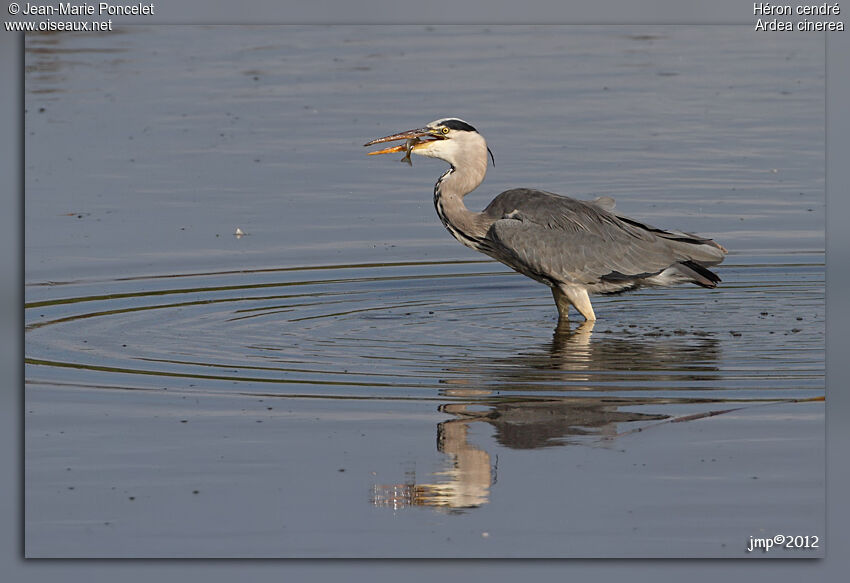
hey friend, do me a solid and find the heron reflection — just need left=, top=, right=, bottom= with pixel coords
left=372, top=323, right=723, bottom=510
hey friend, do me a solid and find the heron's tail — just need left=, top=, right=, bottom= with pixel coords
left=643, top=260, right=721, bottom=289
left=674, top=260, right=721, bottom=288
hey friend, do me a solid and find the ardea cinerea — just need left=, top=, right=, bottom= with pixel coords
left=364, top=118, right=727, bottom=322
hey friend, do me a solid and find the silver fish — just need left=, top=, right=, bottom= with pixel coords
left=400, top=137, right=422, bottom=166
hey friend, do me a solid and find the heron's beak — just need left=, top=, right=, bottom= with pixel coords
left=364, top=142, right=408, bottom=156
left=363, top=127, right=442, bottom=155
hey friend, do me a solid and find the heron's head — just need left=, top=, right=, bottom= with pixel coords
left=364, top=118, right=494, bottom=169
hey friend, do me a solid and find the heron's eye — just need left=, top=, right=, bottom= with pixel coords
left=441, top=127, right=450, bottom=135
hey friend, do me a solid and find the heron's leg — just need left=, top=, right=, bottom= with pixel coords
left=573, top=320, right=596, bottom=338
left=560, top=285, right=597, bottom=322
left=551, top=286, right=572, bottom=321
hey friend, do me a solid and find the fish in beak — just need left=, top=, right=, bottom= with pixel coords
left=363, top=127, right=444, bottom=165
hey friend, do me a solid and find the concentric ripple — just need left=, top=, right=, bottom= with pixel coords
left=25, top=256, right=824, bottom=402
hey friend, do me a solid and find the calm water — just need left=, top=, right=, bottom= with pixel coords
left=25, top=26, right=824, bottom=557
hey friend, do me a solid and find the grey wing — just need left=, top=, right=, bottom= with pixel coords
left=481, top=188, right=726, bottom=287
left=485, top=216, right=678, bottom=290
left=483, top=188, right=619, bottom=233
left=611, top=213, right=727, bottom=266
left=480, top=189, right=686, bottom=289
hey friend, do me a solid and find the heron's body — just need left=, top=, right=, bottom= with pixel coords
left=365, top=118, right=727, bottom=322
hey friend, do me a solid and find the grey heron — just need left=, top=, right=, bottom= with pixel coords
left=364, top=118, right=727, bottom=322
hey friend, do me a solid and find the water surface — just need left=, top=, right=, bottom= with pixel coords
left=25, top=25, right=824, bottom=557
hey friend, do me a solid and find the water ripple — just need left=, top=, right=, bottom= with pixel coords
left=26, top=257, right=824, bottom=403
